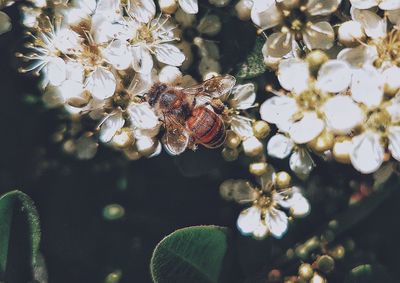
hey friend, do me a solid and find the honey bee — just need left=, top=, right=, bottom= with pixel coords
left=145, top=75, right=236, bottom=155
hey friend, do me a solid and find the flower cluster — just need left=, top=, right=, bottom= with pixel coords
left=19, top=0, right=197, bottom=159
left=220, top=166, right=310, bottom=239
left=245, top=0, right=400, bottom=176
left=236, top=0, right=342, bottom=68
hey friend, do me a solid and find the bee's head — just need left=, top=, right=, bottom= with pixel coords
left=146, top=83, right=168, bottom=106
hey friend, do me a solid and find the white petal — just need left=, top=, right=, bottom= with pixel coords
left=350, top=0, right=377, bottom=9
left=252, top=222, right=269, bottom=239
left=267, top=134, right=294, bottom=159
left=388, top=126, right=400, bottom=161
left=275, top=187, right=310, bottom=217
left=128, top=102, right=160, bottom=133
left=99, top=112, right=125, bottom=143
left=46, top=57, right=66, bottom=86
left=154, top=44, right=185, bottom=67
left=65, top=61, right=84, bottom=82
left=58, top=80, right=88, bottom=107
left=337, top=45, right=378, bottom=68
left=306, top=0, right=341, bottom=16
left=128, top=0, right=156, bottom=23
left=352, top=8, right=387, bottom=39
left=278, top=58, right=309, bottom=94
left=178, top=0, right=199, bottom=14
left=250, top=0, right=282, bottom=30
left=102, top=40, right=131, bottom=70
left=302, top=22, right=335, bottom=50
left=231, top=115, right=253, bottom=139
left=350, top=131, right=384, bottom=174
left=237, top=206, right=262, bottom=235
left=382, top=66, right=400, bottom=95
left=379, top=0, right=400, bottom=10
left=387, top=9, right=400, bottom=25
left=131, top=45, right=154, bottom=74
left=289, top=148, right=314, bottom=179
left=263, top=32, right=293, bottom=59
left=387, top=94, right=400, bottom=123
left=54, top=29, right=82, bottom=54
left=136, top=136, right=156, bottom=155
left=317, top=60, right=352, bottom=93
left=351, top=66, right=384, bottom=109
left=242, top=136, right=264, bottom=156
left=0, top=11, right=11, bottom=35
left=323, top=96, right=365, bottom=134
left=96, top=0, right=122, bottom=21
left=266, top=208, right=288, bottom=238
left=158, top=66, right=183, bottom=84
left=289, top=112, right=324, bottom=144
left=86, top=68, right=116, bottom=100
left=128, top=72, right=155, bottom=96
left=260, top=96, right=298, bottom=126
left=230, top=84, right=256, bottom=110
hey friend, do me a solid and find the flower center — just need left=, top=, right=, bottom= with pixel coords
left=295, top=87, right=326, bottom=111
left=365, top=109, right=392, bottom=134
left=373, top=28, right=400, bottom=67
left=137, top=25, right=154, bottom=44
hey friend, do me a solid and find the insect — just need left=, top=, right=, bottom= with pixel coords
left=145, top=75, right=236, bottom=155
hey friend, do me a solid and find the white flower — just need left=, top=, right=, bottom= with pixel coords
left=226, top=83, right=256, bottom=139
left=225, top=171, right=310, bottom=239
left=254, top=0, right=340, bottom=63
left=267, top=134, right=314, bottom=179
left=350, top=0, right=400, bottom=26
left=351, top=8, right=387, bottom=39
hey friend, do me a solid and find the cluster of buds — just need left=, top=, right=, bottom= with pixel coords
left=220, top=165, right=310, bottom=239
left=267, top=228, right=352, bottom=282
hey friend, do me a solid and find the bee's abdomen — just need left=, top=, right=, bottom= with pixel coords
left=187, top=107, right=225, bottom=148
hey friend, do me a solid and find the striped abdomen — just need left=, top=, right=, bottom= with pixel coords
left=186, top=107, right=226, bottom=148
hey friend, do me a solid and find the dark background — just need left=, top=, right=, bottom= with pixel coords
left=1, top=3, right=400, bottom=283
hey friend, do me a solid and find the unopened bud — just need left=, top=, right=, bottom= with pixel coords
left=317, top=255, right=335, bottom=274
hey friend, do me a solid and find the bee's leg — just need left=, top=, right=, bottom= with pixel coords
left=209, top=98, right=225, bottom=114
left=187, top=136, right=198, bottom=151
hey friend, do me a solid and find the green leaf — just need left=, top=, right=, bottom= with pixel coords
left=150, top=226, right=234, bottom=283
left=0, top=190, right=41, bottom=279
left=235, top=37, right=266, bottom=80
left=345, top=264, right=394, bottom=283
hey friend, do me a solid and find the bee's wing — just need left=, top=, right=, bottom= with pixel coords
left=183, top=75, right=236, bottom=99
left=163, top=113, right=190, bottom=155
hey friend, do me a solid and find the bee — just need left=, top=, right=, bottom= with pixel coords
left=145, top=75, right=236, bottom=155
